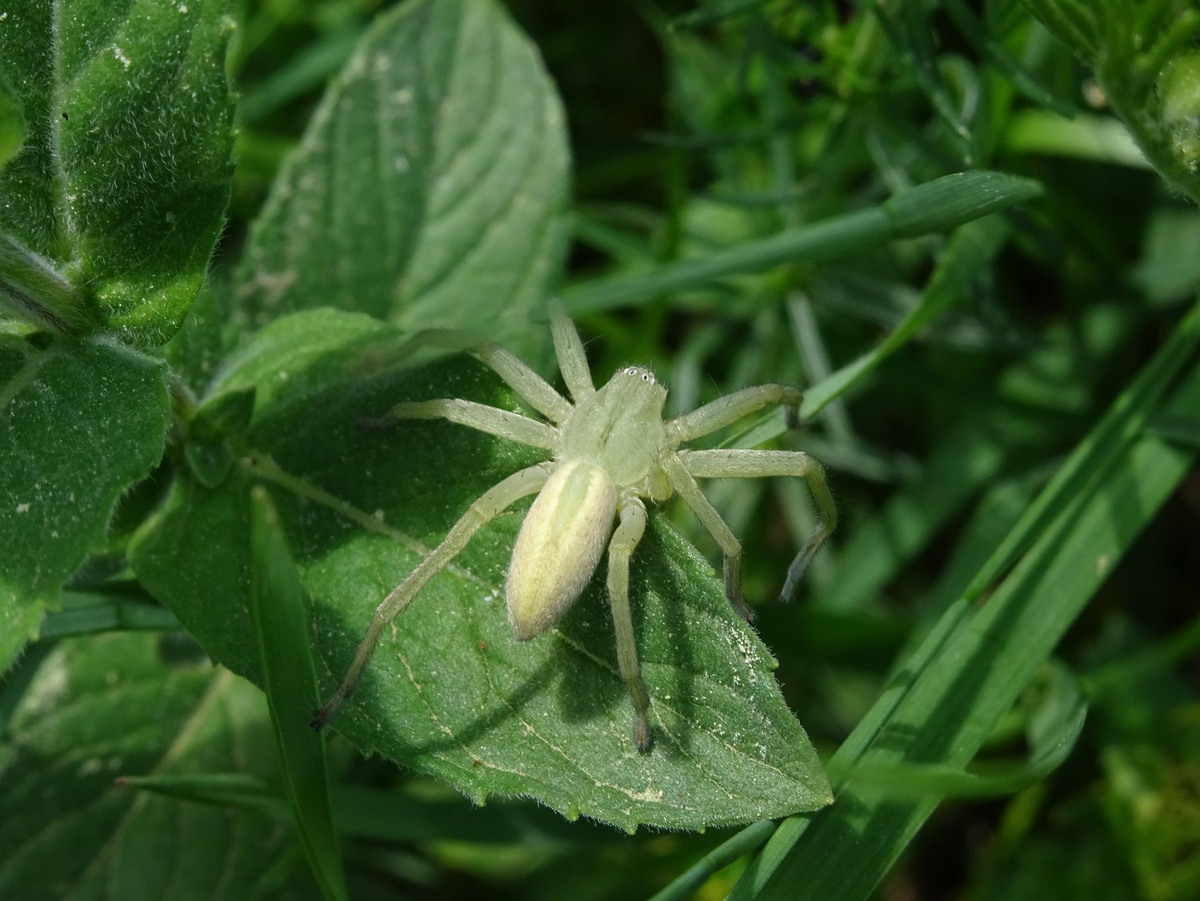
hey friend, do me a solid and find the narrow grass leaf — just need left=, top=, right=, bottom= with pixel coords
left=729, top=354, right=1200, bottom=901
left=942, top=0, right=1077, bottom=117
left=832, top=662, right=1087, bottom=799
left=563, top=172, right=1040, bottom=314
left=798, top=215, right=1009, bottom=420
left=249, top=487, right=348, bottom=901
left=37, top=591, right=181, bottom=639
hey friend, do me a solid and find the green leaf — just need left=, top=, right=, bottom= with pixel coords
left=249, top=487, right=348, bottom=901
left=0, top=74, right=24, bottom=170
left=235, top=0, right=570, bottom=341
left=0, top=334, right=170, bottom=672
left=0, top=633, right=309, bottom=900
left=562, top=171, right=1041, bottom=314
left=130, top=309, right=833, bottom=831
left=0, top=0, right=236, bottom=343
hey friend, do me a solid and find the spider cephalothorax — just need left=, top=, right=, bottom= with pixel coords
left=313, top=307, right=837, bottom=751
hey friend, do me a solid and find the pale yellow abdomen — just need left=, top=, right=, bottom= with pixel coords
left=506, top=460, right=617, bottom=640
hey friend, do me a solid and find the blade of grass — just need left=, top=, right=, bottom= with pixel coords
left=238, top=28, right=361, bottom=123
left=561, top=172, right=1041, bottom=314
left=249, top=487, right=348, bottom=901
left=37, top=591, right=181, bottom=638
left=798, top=214, right=1010, bottom=420
left=831, top=662, right=1087, bottom=799
left=942, top=0, right=1078, bottom=117
left=728, top=315, right=1200, bottom=901
left=121, top=773, right=603, bottom=847
left=873, top=0, right=973, bottom=154
left=960, top=299, right=1200, bottom=604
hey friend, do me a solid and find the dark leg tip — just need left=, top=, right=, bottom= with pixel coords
left=633, top=713, right=652, bottom=753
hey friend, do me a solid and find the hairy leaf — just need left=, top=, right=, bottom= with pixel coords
left=0, top=0, right=236, bottom=342
left=0, top=334, right=169, bottom=672
left=235, top=0, right=570, bottom=342
left=130, top=309, right=832, bottom=831
left=0, top=633, right=309, bottom=900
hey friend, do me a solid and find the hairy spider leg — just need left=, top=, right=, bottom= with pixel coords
left=679, top=449, right=837, bottom=600
left=666, top=383, right=804, bottom=445
left=359, top=398, right=559, bottom=451
left=396, top=328, right=572, bottom=422
left=606, top=496, right=651, bottom=750
left=311, top=463, right=553, bottom=731
left=659, top=453, right=754, bottom=622
left=550, top=302, right=595, bottom=401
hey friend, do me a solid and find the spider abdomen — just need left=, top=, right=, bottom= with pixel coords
left=506, top=459, right=617, bottom=640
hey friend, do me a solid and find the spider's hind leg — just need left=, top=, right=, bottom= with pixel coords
left=677, top=448, right=837, bottom=601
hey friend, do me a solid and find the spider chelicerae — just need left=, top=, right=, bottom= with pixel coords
left=313, top=307, right=836, bottom=751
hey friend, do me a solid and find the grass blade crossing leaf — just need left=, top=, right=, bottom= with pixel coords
left=249, top=487, right=348, bottom=901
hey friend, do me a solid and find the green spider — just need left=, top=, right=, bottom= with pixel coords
left=313, top=307, right=837, bottom=751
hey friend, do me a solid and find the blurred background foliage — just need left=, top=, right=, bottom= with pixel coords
left=10, top=0, right=1200, bottom=898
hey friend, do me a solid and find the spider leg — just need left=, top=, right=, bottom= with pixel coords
left=471, top=339, right=572, bottom=422
left=550, top=301, right=595, bottom=401
left=312, top=462, right=553, bottom=731
left=361, top=398, right=558, bottom=451
left=679, top=449, right=836, bottom=600
left=392, top=328, right=571, bottom=422
left=666, top=384, right=803, bottom=445
left=606, top=495, right=651, bottom=751
left=661, top=453, right=754, bottom=622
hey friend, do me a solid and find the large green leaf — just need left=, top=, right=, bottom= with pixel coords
left=235, top=0, right=570, bottom=341
left=0, top=633, right=310, bottom=900
left=0, top=0, right=236, bottom=342
left=130, top=309, right=832, bottom=831
left=0, top=333, right=170, bottom=672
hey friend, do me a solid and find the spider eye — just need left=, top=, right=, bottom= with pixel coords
left=641, top=373, right=650, bottom=381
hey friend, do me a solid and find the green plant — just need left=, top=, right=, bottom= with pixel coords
left=3, top=0, right=1198, bottom=899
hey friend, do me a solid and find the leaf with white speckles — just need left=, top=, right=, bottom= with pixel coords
left=0, top=0, right=236, bottom=343
left=129, top=309, right=832, bottom=831
left=0, top=332, right=169, bottom=672
left=234, top=0, right=570, bottom=344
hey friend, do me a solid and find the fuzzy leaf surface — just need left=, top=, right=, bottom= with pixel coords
left=0, top=0, right=236, bottom=343
left=130, top=309, right=832, bottom=831
left=234, top=0, right=570, bottom=343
